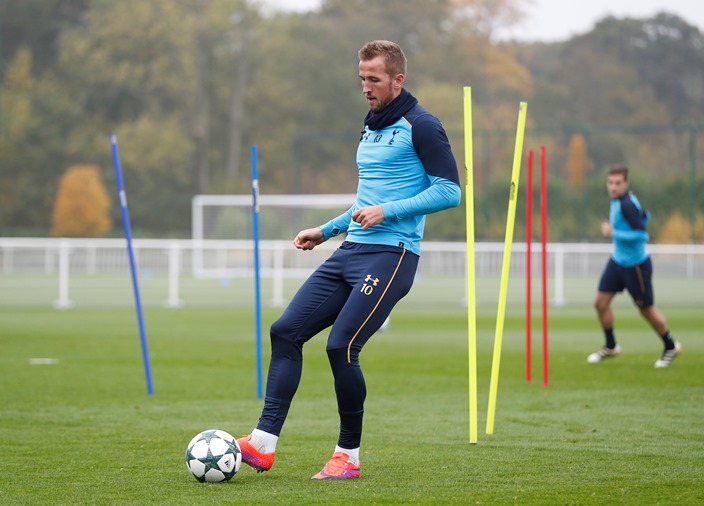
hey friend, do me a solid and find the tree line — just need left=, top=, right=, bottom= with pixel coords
left=0, top=0, right=702, bottom=241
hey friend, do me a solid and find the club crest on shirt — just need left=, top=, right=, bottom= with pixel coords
left=359, top=130, right=400, bottom=145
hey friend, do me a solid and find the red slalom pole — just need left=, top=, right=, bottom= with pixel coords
left=541, top=146, right=549, bottom=388
left=526, top=150, right=533, bottom=383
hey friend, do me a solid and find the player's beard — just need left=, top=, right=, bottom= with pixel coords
left=369, top=82, right=396, bottom=113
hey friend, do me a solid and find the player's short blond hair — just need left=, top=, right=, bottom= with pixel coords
left=358, top=40, right=407, bottom=78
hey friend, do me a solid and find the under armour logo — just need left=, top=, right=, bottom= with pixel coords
left=361, top=274, right=380, bottom=295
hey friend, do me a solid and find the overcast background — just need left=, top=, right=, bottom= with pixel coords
left=261, top=0, right=704, bottom=42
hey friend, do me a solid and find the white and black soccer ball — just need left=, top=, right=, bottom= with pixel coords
left=185, top=429, right=242, bottom=483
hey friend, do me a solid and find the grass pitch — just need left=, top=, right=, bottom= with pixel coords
left=0, top=302, right=702, bottom=505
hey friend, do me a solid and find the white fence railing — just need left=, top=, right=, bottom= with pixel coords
left=1, top=238, right=702, bottom=309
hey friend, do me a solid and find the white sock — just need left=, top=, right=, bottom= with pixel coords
left=250, top=428, right=278, bottom=453
left=335, top=445, right=360, bottom=465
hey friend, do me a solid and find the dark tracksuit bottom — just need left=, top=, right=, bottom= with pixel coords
left=256, top=241, right=419, bottom=449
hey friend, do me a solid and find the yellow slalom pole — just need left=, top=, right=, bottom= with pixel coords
left=486, top=101, right=528, bottom=435
left=464, top=87, right=477, bottom=445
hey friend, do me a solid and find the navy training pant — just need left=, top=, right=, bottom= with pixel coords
left=256, top=241, right=419, bottom=449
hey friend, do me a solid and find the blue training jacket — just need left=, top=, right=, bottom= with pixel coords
left=319, top=104, right=461, bottom=256
left=610, top=191, right=650, bottom=267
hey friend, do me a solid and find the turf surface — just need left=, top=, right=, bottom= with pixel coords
left=1, top=303, right=702, bottom=504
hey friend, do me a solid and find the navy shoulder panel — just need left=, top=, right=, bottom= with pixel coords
left=405, top=105, right=460, bottom=185
left=619, top=193, right=646, bottom=231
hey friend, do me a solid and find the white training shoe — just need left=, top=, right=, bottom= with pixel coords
left=587, top=345, right=622, bottom=364
left=654, top=341, right=682, bottom=368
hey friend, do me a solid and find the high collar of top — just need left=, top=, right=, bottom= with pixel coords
left=363, top=88, right=418, bottom=132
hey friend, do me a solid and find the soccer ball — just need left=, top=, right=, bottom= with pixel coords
left=185, top=429, right=242, bottom=483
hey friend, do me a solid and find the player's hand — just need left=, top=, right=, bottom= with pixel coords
left=600, top=221, right=613, bottom=237
left=352, top=205, right=385, bottom=230
left=293, top=227, right=325, bottom=250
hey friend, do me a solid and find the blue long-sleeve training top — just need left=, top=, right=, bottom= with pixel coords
left=610, top=191, right=650, bottom=267
left=319, top=104, right=461, bottom=256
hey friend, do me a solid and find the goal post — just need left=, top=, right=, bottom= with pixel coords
left=192, top=194, right=357, bottom=243
left=191, top=194, right=356, bottom=303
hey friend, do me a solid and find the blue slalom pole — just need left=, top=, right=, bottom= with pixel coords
left=110, top=134, right=155, bottom=396
left=251, top=144, right=264, bottom=400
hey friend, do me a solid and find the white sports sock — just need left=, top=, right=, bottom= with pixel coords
left=335, top=445, right=360, bottom=465
left=250, top=428, right=278, bottom=453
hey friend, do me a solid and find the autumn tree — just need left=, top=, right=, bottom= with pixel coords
left=567, top=133, right=588, bottom=189
left=51, top=165, right=112, bottom=237
left=2, top=0, right=699, bottom=240
left=658, top=211, right=704, bottom=243
left=56, top=1, right=207, bottom=229
left=1, top=46, right=81, bottom=232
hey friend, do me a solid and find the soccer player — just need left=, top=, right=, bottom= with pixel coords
left=588, top=164, right=681, bottom=368
left=237, top=40, right=461, bottom=480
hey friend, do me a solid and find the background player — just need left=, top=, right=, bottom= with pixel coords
left=588, top=164, right=681, bottom=368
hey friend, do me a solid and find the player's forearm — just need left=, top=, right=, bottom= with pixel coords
left=612, top=228, right=649, bottom=242
left=381, top=178, right=461, bottom=221
left=319, top=207, right=354, bottom=240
